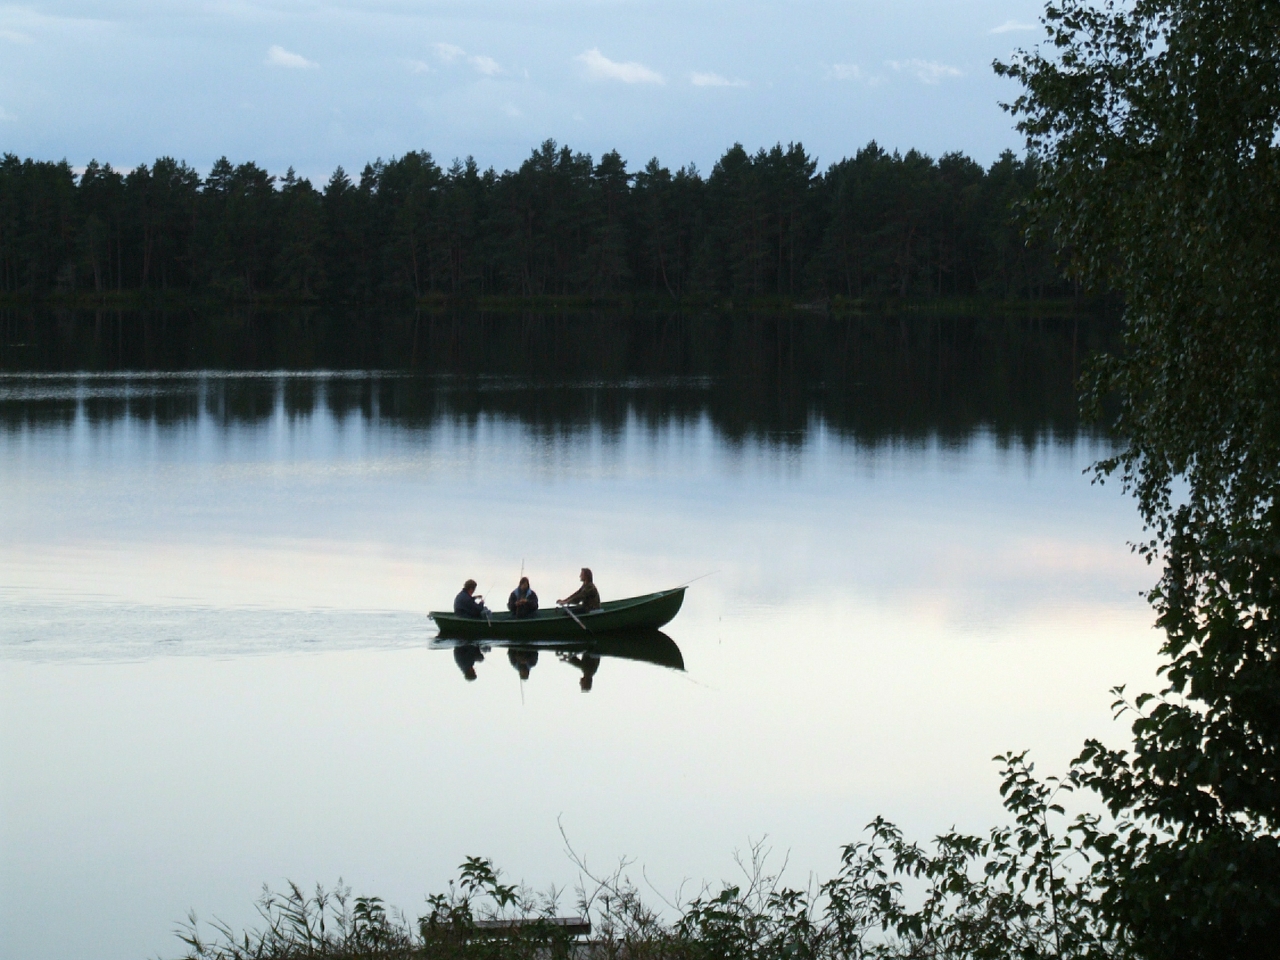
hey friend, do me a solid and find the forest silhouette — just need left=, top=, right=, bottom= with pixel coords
left=1, top=141, right=1071, bottom=304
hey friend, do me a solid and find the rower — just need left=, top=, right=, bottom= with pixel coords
left=558, top=567, right=601, bottom=613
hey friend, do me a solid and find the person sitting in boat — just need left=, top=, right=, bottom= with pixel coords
left=507, top=577, right=539, bottom=618
left=558, top=567, right=601, bottom=613
left=454, top=580, right=487, bottom=618
left=454, top=643, right=484, bottom=681
left=508, top=647, right=539, bottom=680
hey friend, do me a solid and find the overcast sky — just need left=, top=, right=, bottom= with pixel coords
left=1, top=1, right=1048, bottom=181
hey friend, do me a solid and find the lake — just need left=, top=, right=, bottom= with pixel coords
left=0, top=311, right=1158, bottom=960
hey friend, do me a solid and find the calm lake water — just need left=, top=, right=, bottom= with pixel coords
left=1, top=314, right=1159, bottom=960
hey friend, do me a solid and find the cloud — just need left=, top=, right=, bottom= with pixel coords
left=691, top=71, right=747, bottom=88
left=0, top=106, right=14, bottom=122
left=434, top=43, right=501, bottom=75
left=990, top=20, right=1035, bottom=33
left=0, top=28, right=34, bottom=44
left=888, top=58, right=962, bottom=84
left=503, top=103, right=521, bottom=118
left=434, top=42, right=465, bottom=63
left=576, top=48, right=664, bottom=84
left=407, top=59, right=432, bottom=74
left=265, top=45, right=316, bottom=69
left=829, top=63, right=886, bottom=86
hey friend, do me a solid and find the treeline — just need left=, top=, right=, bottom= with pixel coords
left=0, top=142, right=1070, bottom=303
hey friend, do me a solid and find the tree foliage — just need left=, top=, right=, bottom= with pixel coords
left=0, top=143, right=1066, bottom=303
left=999, top=2, right=1280, bottom=957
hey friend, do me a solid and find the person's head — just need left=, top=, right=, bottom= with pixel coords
left=580, top=567, right=593, bottom=584
left=580, top=675, right=593, bottom=692
left=463, top=666, right=477, bottom=682
left=463, top=579, right=477, bottom=594
left=517, top=663, right=531, bottom=681
left=519, top=576, right=530, bottom=589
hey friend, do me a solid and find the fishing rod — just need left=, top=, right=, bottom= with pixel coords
left=510, top=558, right=538, bottom=619
left=676, top=570, right=720, bottom=589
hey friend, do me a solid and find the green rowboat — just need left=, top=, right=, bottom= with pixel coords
left=430, top=587, right=685, bottom=640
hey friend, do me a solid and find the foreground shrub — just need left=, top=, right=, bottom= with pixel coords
left=178, top=755, right=1116, bottom=960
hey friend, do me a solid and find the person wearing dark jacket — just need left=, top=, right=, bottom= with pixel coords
left=507, top=577, right=539, bottom=618
left=454, top=579, right=487, bottom=618
left=558, top=567, right=602, bottom=612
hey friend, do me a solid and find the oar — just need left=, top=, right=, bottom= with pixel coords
left=558, top=602, right=590, bottom=632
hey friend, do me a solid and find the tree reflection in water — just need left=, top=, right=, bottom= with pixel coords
left=0, top=308, right=1116, bottom=449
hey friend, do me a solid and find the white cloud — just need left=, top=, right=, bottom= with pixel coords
left=434, top=42, right=465, bottom=63
left=829, top=63, right=885, bottom=86
left=0, top=28, right=34, bottom=44
left=265, top=45, right=316, bottom=69
left=990, top=20, right=1035, bottom=33
left=576, top=48, right=664, bottom=84
left=503, top=103, right=521, bottom=117
left=407, top=59, right=432, bottom=74
left=888, top=58, right=962, bottom=84
left=434, top=43, right=500, bottom=75
left=691, top=71, right=747, bottom=88
left=0, top=106, right=14, bottom=122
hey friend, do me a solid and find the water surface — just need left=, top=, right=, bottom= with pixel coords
left=0, top=322, right=1157, bottom=960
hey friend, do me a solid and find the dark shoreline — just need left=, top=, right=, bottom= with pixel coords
left=0, top=291, right=1112, bottom=314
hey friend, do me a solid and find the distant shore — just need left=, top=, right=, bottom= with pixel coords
left=0, top=290, right=1113, bottom=316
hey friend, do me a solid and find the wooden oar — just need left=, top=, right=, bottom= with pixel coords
left=558, top=602, right=589, bottom=632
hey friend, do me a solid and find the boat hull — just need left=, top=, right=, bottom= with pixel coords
left=430, top=587, right=685, bottom=640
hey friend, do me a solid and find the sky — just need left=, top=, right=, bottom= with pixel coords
left=1, top=0, right=1048, bottom=183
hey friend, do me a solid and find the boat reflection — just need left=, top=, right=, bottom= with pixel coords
left=508, top=647, right=539, bottom=680
left=453, top=644, right=485, bottom=681
left=432, top=629, right=684, bottom=691
left=561, top=651, right=601, bottom=691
